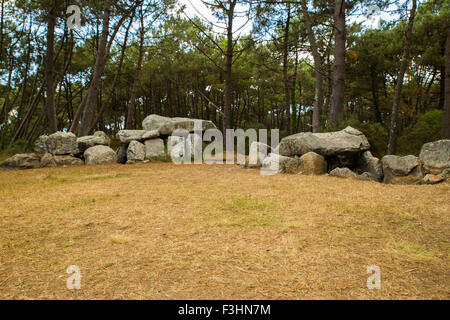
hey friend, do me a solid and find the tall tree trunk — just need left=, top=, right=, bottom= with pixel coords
left=442, top=27, right=450, bottom=139
left=301, top=0, right=323, bottom=133
left=291, top=48, right=298, bottom=132
left=370, top=66, right=382, bottom=123
left=73, top=0, right=111, bottom=136
left=90, top=14, right=134, bottom=132
left=0, top=0, right=4, bottom=61
left=387, top=0, right=417, bottom=155
left=330, top=0, right=346, bottom=126
left=45, top=0, right=57, bottom=133
left=223, top=0, right=236, bottom=132
left=126, top=8, right=145, bottom=129
left=283, top=2, right=291, bottom=135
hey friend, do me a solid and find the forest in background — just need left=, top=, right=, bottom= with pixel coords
left=0, top=0, right=449, bottom=159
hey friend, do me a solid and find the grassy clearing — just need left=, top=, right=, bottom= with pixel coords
left=0, top=162, right=448, bottom=299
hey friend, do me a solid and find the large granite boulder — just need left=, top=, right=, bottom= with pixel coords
left=84, top=145, right=118, bottom=165
left=356, top=151, right=383, bottom=182
left=167, top=136, right=185, bottom=161
left=142, top=114, right=216, bottom=135
left=329, top=167, right=359, bottom=179
left=34, top=135, right=49, bottom=154
left=0, top=153, right=41, bottom=170
left=419, top=140, right=450, bottom=177
left=278, top=126, right=370, bottom=158
left=127, top=140, right=145, bottom=162
left=77, top=131, right=110, bottom=153
left=116, top=130, right=159, bottom=144
left=40, top=154, right=84, bottom=168
left=247, top=142, right=270, bottom=168
left=381, top=155, right=423, bottom=185
left=34, top=132, right=79, bottom=155
left=298, top=152, right=327, bottom=175
left=262, top=153, right=302, bottom=174
left=144, top=138, right=166, bottom=159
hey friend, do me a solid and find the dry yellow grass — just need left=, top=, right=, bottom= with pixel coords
left=0, top=162, right=449, bottom=299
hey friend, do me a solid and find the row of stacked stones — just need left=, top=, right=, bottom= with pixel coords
left=247, top=126, right=450, bottom=185
left=0, top=131, right=116, bottom=170
left=116, top=114, right=216, bottom=164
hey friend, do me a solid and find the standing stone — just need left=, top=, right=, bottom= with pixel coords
left=329, top=167, right=359, bottom=179
left=127, top=140, right=145, bottom=162
left=381, top=155, right=423, bottom=185
left=298, top=152, right=327, bottom=175
left=357, top=151, right=383, bottom=182
left=144, top=138, right=165, bottom=159
left=84, top=145, right=118, bottom=165
left=247, top=142, right=270, bottom=168
left=188, top=133, right=203, bottom=159
left=419, top=140, right=450, bottom=177
left=167, top=136, right=185, bottom=161
left=0, top=154, right=41, bottom=170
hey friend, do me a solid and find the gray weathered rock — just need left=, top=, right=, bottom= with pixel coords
left=41, top=153, right=84, bottom=168
left=77, top=131, right=110, bottom=153
left=142, top=114, right=216, bottom=135
left=127, top=140, right=145, bottom=161
left=84, top=145, right=118, bottom=165
left=116, top=130, right=159, bottom=144
left=298, top=152, right=327, bottom=175
left=34, top=135, right=49, bottom=154
left=357, top=151, right=383, bottom=182
left=381, top=155, right=423, bottom=185
left=167, top=136, right=185, bottom=161
left=329, top=167, right=359, bottom=179
left=279, top=126, right=370, bottom=157
left=144, top=138, right=165, bottom=159
left=35, top=132, right=79, bottom=155
left=247, top=142, right=270, bottom=168
left=358, top=172, right=373, bottom=181
left=419, top=139, right=450, bottom=177
left=262, top=153, right=301, bottom=174
left=0, top=153, right=40, bottom=170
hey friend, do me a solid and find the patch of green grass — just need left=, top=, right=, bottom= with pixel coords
left=388, top=240, right=435, bottom=262
left=105, top=261, right=116, bottom=268
left=221, top=195, right=278, bottom=214
left=212, top=195, right=279, bottom=227
left=60, top=197, right=97, bottom=211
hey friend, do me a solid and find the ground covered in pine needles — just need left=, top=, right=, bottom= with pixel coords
left=0, top=162, right=448, bottom=299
